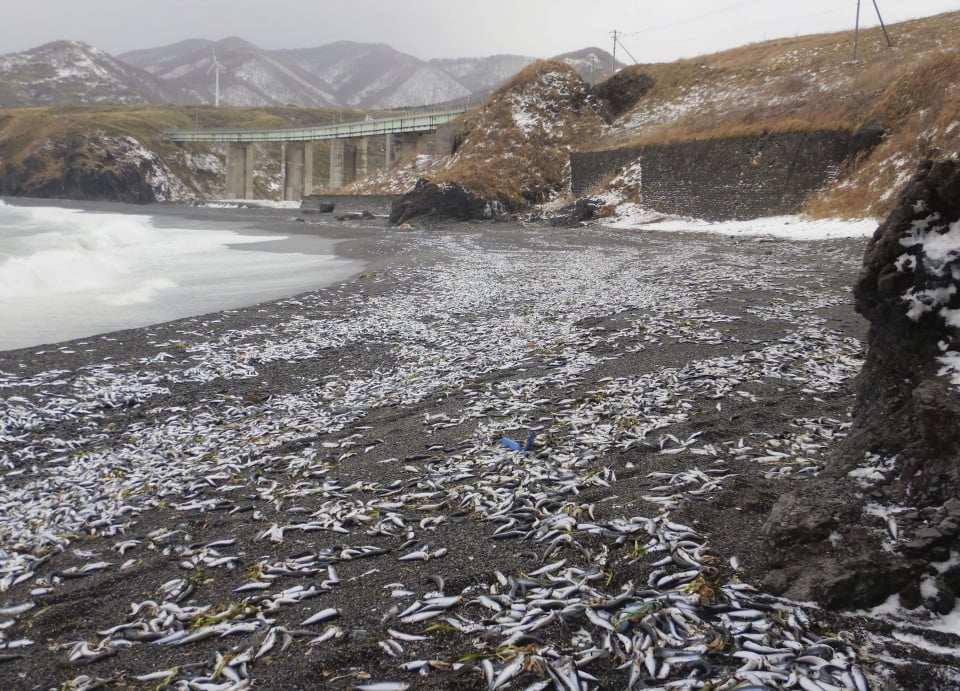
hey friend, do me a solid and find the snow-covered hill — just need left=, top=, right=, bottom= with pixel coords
left=0, top=37, right=621, bottom=110
left=121, top=38, right=533, bottom=109
left=0, top=41, right=188, bottom=107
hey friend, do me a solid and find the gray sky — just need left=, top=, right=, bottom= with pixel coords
left=2, top=0, right=957, bottom=62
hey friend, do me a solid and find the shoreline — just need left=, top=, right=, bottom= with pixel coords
left=0, top=199, right=383, bottom=352
left=0, top=218, right=952, bottom=689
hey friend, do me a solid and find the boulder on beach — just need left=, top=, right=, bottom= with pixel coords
left=388, top=179, right=506, bottom=225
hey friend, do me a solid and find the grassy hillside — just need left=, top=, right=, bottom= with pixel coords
left=594, top=11, right=960, bottom=218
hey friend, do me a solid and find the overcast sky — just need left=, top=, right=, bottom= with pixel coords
left=2, top=0, right=957, bottom=62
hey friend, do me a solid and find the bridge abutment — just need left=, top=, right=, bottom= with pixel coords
left=225, top=142, right=255, bottom=199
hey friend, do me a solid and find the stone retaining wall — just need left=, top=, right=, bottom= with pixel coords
left=571, top=130, right=862, bottom=221
left=301, top=194, right=399, bottom=214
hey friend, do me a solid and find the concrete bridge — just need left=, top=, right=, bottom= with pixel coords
left=165, top=110, right=465, bottom=200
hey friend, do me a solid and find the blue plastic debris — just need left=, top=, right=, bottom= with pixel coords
left=501, top=431, right=536, bottom=452
left=501, top=436, right=522, bottom=451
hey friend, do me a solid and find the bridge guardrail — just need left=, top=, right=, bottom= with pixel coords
left=165, top=108, right=468, bottom=143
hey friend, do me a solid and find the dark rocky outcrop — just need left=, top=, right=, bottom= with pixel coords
left=0, top=132, right=183, bottom=204
left=760, top=480, right=919, bottom=608
left=592, top=67, right=654, bottom=120
left=849, top=123, right=885, bottom=158
left=18, top=156, right=157, bottom=204
left=762, top=158, right=960, bottom=611
left=840, top=158, right=960, bottom=498
left=388, top=180, right=506, bottom=225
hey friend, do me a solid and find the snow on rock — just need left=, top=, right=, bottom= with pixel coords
left=345, top=154, right=447, bottom=195
left=886, top=191, right=960, bottom=389
left=182, top=152, right=224, bottom=176
left=110, top=135, right=192, bottom=203
left=843, top=158, right=960, bottom=504
left=897, top=205, right=960, bottom=323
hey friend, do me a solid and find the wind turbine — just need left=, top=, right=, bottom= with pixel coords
left=208, top=47, right=226, bottom=107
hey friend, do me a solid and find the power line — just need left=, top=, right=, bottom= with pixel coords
left=853, top=0, right=893, bottom=60
left=610, top=30, right=639, bottom=74
left=619, top=0, right=771, bottom=38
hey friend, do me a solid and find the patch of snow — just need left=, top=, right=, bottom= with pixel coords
left=159, top=59, right=206, bottom=80
left=847, top=453, right=898, bottom=487
left=859, top=593, right=960, bottom=638
left=605, top=211, right=878, bottom=240
left=512, top=105, right=538, bottom=135
left=900, top=214, right=960, bottom=259
left=183, top=152, right=223, bottom=176
left=848, top=467, right=887, bottom=485
left=893, top=630, right=960, bottom=656
left=938, top=349, right=960, bottom=387
left=216, top=199, right=300, bottom=209
left=919, top=576, right=939, bottom=599
left=894, top=215, right=960, bottom=390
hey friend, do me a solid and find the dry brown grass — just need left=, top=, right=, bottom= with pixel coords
left=590, top=11, right=960, bottom=218
left=430, top=61, right=604, bottom=208
left=809, top=51, right=960, bottom=219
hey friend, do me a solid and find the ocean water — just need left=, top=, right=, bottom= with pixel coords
left=0, top=201, right=361, bottom=351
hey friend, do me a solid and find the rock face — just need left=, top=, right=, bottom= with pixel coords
left=592, top=67, right=654, bottom=120
left=388, top=180, right=506, bottom=225
left=1, top=132, right=190, bottom=203
left=761, top=158, right=960, bottom=611
left=842, top=158, right=960, bottom=500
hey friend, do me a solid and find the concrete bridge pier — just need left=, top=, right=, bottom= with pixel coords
left=356, top=138, right=368, bottom=178
left=283, top=141, right=314, bottom=201
left=329, top=138, right=369, bottom=190
left=329, top=139, right=345, bottom=190
left=225, top=142, right=255, bottom=199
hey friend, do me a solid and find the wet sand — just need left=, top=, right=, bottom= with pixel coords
left=0, top=210, right=950, bottom=690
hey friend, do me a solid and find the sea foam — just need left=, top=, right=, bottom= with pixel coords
left=0, top=201, right=359, bottom=350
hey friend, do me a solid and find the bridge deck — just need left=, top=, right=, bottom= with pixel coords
left=165, top=109, right=466, bottom=143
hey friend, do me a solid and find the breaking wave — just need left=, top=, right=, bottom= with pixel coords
left=0, top=201, right=359, bottom=350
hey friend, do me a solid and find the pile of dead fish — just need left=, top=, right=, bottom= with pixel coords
left=0, top=230, right=889, bottom=689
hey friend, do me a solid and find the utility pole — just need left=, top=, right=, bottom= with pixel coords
left=609, top=30, right=638, bottom=73
left=610, top=30, right=618, bottom=75
left=853, top=0, right=893, bottom=60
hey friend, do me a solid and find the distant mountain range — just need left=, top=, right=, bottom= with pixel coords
left=0, top=37, right=621, bottom=110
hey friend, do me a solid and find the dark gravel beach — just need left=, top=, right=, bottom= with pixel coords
left=0, top=209, right=954, bottom=690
